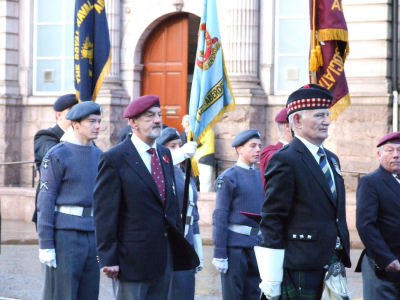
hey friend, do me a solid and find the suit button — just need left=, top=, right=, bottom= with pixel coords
left=336, top=218, right=339, bottom=223
left=164, top=232, right=168, bottom=237
left=164, top=214, right=167, bottom=218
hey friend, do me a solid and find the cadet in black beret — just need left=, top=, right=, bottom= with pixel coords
left=66, top=101, right=102, bottom=121
left=32, top=94, right=78, bottom=226
left=212, top=128, right=264, bottom=299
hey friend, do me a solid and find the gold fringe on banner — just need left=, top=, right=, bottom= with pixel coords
left=329, top=93, right=351, bottom=121
left=92, top=49, right=112, bottom=101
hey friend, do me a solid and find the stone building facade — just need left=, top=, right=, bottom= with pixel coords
left=0, top=0, right=398, bottom=193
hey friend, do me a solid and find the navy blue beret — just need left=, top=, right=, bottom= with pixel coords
left=53, top=94, right=78, bottom=112
left=286, top=84, right=333, bottom=116
left=232, top=129, right=261, bottom=147
left=66, top=101, right=102, bottom=121
left=157, top=127, right=180, bottom=145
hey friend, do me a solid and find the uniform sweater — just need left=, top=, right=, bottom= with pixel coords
left=212, top=165, right=264, bottom=258
left=37, top=142, right=102, bottom=249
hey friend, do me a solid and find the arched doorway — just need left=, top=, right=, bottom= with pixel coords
left=141, top=13, right=200, bottom=132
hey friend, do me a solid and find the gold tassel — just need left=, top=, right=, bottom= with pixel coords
left=316, top=44, right=323, bottom=67
left=309, top=48, right=318, bottom=72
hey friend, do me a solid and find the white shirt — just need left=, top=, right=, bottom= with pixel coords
left=236, top=160, right=255, bottom=170
left=392, top=173, right=400, bottom=184
left=130, top=133, right=158, bottom=174
left=296, top=135, right=336, bottom=191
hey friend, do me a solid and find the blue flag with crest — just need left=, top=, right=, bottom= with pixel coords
left=74, top=0, right=111, bottom=101
left=188, top=0, right=235, bottom=142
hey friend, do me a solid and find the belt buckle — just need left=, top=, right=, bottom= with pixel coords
left=82, top=207, right=93, bottom=217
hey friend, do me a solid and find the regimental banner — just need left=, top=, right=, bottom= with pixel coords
left=309, top=0, right=350, bottom=120
left=74, top=0, right=111, bottom=102
left=188, top=0, right=235, bottom=142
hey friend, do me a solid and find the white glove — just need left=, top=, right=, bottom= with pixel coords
left=181, top=142, right=197, bottom=159
left=259, top=282, right=281, bottom=300
left=212, top=257, right=228, bottom=274
left=193, top=234, right=204, bottom=272
left=39, top=248, right=57, bottom=268
left=171, top=142, right=198, bottom=165
left=254, top=246, right=285, bottom=299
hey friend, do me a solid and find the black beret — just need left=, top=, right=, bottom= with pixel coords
left=286, top=84, right=333, bottom=116
left=232, top=129, right=261, bottom=147
left=66, top=101, right=102, bottom=121
left=53, top=94, right=78, bottom=112
left=157, top=127, right=180, bottom=145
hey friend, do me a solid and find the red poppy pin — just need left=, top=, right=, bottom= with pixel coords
left=163, top=155, right=170, bottom=163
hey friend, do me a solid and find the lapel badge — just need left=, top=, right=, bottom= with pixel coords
left=163, top=155, right=170, bottom=164
left=330, top=157, right=342, bottom=176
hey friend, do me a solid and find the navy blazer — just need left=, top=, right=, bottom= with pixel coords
left=260, top=137, right=351, bottom=270
left=356, top=166, right=400, bottom=269
left=93, top=138, right=181, bottom=281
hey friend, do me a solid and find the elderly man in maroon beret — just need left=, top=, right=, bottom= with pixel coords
left=93, top=95, right=198, bottom=300
left=356, top=131, right=400, bottom=300
left=259, top=107, right=293, bottom=189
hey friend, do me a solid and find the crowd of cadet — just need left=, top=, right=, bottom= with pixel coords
left=33, top=84, right=400, bottom=300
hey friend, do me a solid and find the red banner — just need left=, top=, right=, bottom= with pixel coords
left=309, top=0, right=350, bottom=120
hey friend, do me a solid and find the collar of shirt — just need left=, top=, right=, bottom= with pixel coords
left=296, top=135, right=322, bottom=164
left=131, top=132, right=157, bottom=155
left=278, top=139, right=289, bottom=145
left=392, top=173, right=400, bottom=183
left=130, top=133, right=157, bottom=173
left=236, top=160, right=255, bottom=170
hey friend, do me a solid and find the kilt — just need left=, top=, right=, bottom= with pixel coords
left=280, top=251, right=341, bottom=300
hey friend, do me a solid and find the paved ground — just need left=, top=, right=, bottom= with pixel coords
left=0, top=220, right=363, bottom=299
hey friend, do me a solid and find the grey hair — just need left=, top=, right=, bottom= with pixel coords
left=288, top=110, right=306, bottom=132
left=277, top=123, right=284, bottom=135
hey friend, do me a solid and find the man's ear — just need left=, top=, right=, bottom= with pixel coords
left=293, top=113, right=302, bottom=129
left=128, top=118, right=137, bottom=130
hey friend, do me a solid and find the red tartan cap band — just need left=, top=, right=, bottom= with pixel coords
left=286, top=84, right=334, bottom=116
left=287, top=98, right=332, bottom=115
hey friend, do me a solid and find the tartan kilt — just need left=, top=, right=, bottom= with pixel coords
left=280, top=251, right=341, bottom=300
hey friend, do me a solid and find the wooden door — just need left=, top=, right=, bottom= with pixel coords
left=142, top=15, right=188, bottom=132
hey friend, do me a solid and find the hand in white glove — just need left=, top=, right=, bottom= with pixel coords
left=259, top=282, right=281, bottom=300
left=181, top=141, right=197, bottom=159
left=193, top=234, right=204, bottom=272
left=39, top=248, right=57, bottom=268
left=212, top=257, right=228, bottom=274
left=254, top=246, right=285, bottom=300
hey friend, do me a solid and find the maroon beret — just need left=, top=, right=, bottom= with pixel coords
left=377, top=132, right=400, bottom=147
left=275, top=108, right=288, bottom=123
left=123, top=95, right=160, bottom=118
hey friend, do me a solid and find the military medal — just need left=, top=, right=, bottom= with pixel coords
left=330, top=157, right=342, bottom=176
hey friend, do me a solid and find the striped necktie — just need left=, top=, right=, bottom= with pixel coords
left=317, top=147, right=337, bottom=199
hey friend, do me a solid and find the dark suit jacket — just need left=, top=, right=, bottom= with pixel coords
left=260, top=141, right=284, bottom=189
left=93, top=138, right=192, bottom=281
left=260, top=137, right=351, bottom=270
left=356, top=166, right=400, bottom=269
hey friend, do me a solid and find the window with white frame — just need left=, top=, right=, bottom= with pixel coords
left=33, top=0, right=74, bottom=94
left=275, top=0, right=310, bottom=93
